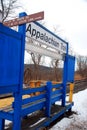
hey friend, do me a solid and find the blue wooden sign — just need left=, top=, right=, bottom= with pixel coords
left=0, top=23, right=24, bottom=94
left=67, top=55, right=75, bottom=82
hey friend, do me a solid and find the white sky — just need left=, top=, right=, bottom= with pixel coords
left=20, top=0, right=87, bottom=56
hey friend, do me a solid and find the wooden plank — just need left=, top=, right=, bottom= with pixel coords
left=3, top=11, right=44, bottom=27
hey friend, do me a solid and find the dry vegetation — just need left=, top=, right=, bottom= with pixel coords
left=77, top=55, right=87, bottom=78
left=24, top=64, right=62, bottom=84
left=0, top=95, right=30, bottom=109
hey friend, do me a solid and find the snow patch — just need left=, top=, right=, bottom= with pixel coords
left=50, top=89, right=87, bottom=130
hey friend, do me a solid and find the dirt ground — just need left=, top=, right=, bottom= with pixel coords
left=66, top=121, right=87, bottom=130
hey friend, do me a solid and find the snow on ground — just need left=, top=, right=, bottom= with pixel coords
left=50, top=89, right=87, bottom=130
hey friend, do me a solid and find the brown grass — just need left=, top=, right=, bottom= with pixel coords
left=0, top=95, right=30, bottom=109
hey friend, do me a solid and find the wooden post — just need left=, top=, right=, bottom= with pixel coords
left=46, top=81, right=52, bottom=117
left=62, top=42, right=69, bottom=107
left=13, top=12, right=26, bottom=130
left=36, top=81, right=41, bottom=95
left=0, top=118, right=5, bottom=130
left=30, top=80, right=36, bottom=96
left=69, top=83, right=74, bottom=102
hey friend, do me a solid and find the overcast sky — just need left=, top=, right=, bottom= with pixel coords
left=20, top=0, right=87, bottom=56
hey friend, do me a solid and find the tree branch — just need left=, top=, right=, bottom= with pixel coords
left=0, top=0, right=4, bottom=18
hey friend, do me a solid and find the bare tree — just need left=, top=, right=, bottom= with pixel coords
left=77, top=55, right=87, bottom=77
left=0, top=0, right=20, bottom=21
left=51, top=59, right=62, bottom=81
left=53, top=24, right=63, bottom=36
left=30, top=52, right=42, bottom=80
left=26, top=21, right=46, bottom=80
left=24, top=68, right=32, bottom=84
left=50, top=25, right=63, bottom=81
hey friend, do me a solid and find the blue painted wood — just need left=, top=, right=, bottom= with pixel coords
left=0, top=23, right=21, bottom=39
left=21, top=102, right=46, bottom=117
left=0, top=24, right=22, bottom=87
left=62, top=55, right=68, bottom=106
left=0, top=118, right=4, bottom=130
left=22, top=93, right=46, bottom=105
left=0, top=85, right=18, bottom=94
left=67, top=55, right=75, bottom=82
left=52, top=83, right=63, bottom=89
left=13, top=12, right=26, bottom=130
left=46, top=81, right=52, bottom=117
left=0, top=111, right=13, bottom=121
left=51, top=95, right=63, bottom=104
left=22, top=86, right=46, bottom=95
left=62, top=43, right=69, bottom=107
left=52, top=88, right=63, bottom=96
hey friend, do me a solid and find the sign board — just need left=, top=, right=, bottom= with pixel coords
left=3, top=11, right=44, bottom=27
left=25, top=43, right=63, bottom=60
left=26, top=22, right=67, bottom=54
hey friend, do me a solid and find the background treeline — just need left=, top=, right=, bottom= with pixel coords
left=24, top=64, right=62, bottom=84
